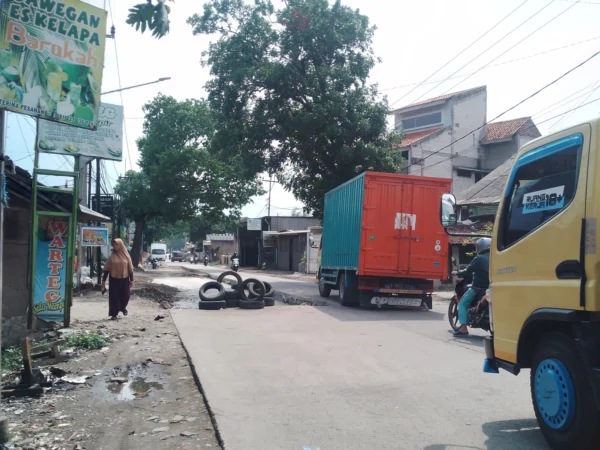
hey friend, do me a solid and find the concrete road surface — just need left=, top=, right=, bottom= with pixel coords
left=170, top=266, right=549, bottom=450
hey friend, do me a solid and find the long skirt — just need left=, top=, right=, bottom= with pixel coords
left=108, top=276, right=130, bottom=317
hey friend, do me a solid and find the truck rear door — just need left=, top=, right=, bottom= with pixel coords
left=361, top=177, right=447, bottom=278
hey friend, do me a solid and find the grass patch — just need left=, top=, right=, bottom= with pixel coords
left=2, top=346, right=23, bottom=374
left=65, top=333, right=110, bottom=350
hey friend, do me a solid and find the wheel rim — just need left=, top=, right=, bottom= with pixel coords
left=535, top=358, right=575, bottom=430
left=449, top=300, right=459, bottom=330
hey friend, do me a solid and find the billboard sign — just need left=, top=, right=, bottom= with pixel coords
left=0, top=0, right=107, bottom=129
left=37, top=103, right=123, bottom=159
left=91, top=194, right=114, bottom=219
left=33, top=217, right=69, bottom=321
left=81, top=226, right=108, bottom=247
left=247, top=218, right=261, bottom=231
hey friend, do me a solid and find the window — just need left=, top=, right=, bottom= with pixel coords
left=456, top=169, right=472, bottom=178
left=152, top=249, right=166, bottom=255
left=474, top=171, right=489, bottom=182
left=499, top=135, right=582, bottom=249
left=402, top=112, right=442, bottom=131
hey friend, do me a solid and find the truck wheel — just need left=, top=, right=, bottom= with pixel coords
left=318, top=278, right=332, bottom=298
left=339, top=275, right=359, bottom=307
left=530, top=333, right=600, bottom=450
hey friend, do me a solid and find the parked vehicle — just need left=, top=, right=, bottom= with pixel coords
left=441, top=120, right=600, bottom=450
left=171, top=251, right=184, bottom=262
left=150, top=243, right=167, bottom=262
left=447, top=258, right=490, bottom=333
left=317, top=171, right=452, bottom=308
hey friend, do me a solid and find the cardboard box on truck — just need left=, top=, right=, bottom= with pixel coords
left=319, top=171, right=452, bottom=308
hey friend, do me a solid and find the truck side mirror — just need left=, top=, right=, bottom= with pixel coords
left=440, top=193, right=458, bottom=228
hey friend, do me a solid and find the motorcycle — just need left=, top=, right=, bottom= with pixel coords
left=231, top=257, right=240, bottom=272
left=448, top=257, right=490, bottom=333
left=151, top=258, right=159, bottom=270
left=203, top=255, right=208, bottom=267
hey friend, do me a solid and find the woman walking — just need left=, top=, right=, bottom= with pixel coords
left=101, top=238, right=134, bottom=320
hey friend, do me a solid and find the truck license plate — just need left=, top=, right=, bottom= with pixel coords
left=371, top=297, right=423, bottom=307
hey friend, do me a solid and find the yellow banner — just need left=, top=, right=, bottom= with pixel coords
left=0, top=0, right=107, bottom=130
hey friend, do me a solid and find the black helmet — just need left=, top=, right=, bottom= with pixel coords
left=476, top=238, right=491, bottom=254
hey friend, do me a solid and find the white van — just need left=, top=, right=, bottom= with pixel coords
left=150, top=243, right=168, bottom=262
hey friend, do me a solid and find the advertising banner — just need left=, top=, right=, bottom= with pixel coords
left=81, top=226, right=108, bottom=247
left=0, top=0, right=107, bottom=129
left=37, top=103, right=123, bottom=159
left=33, top=216, right=69, bottom=321
left=91, top=194, right=114, bottom=218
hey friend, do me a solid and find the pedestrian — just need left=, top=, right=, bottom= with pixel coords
left=101, top=238, right=134, bottom=320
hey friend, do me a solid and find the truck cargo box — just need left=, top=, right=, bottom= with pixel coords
left=321, top=172, right=452, bottom=280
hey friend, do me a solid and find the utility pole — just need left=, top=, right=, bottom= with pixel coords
left=0, top=110, right=6, bottom=375
left=263, top=176, right=277, bottom=217
left=95, top=158, right=101, bottom=286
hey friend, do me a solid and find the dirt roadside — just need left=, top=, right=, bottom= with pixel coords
left=1, top=271, right=220, bottom=450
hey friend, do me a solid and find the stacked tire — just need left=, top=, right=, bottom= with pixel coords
left=198, top=271, right=276, bottom=310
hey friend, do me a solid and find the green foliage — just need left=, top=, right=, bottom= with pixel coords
left=189, top=214, right=236, bottom=243
left=116, top=94, right=263, bottom=265
left=127, top=0, right=174, bottom=38
left=65, top=333, right=110, bottom=350
left=189, top=0, right=402, bottom=218
left=464, top=222, right=495, bottom=257
left=1, top=346, right=22, bottom=374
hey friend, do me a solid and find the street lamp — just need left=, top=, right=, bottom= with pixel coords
left=101, top=77, right=171, bottom=95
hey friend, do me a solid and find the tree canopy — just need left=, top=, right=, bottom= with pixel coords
left=115, top=94, right=263, bottom=265
left=188, top=0, right=401, bottom=218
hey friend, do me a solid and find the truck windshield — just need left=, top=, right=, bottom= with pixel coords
left=152, top=249, right=165, bottom=255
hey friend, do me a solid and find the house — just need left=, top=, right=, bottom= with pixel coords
left=392, top=86, right=541, bottom=195
left=237, top=216, right=321, bottom=269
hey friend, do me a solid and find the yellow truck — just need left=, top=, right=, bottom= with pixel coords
left=441, top=119, right=600, bottom=450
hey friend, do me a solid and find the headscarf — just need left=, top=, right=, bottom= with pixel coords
left=103, top=238, right=134, bottom=279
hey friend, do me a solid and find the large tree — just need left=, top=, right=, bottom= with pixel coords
left=115, top=94, right=262, bottom=266
left=188, top=0, right=401, bottom=218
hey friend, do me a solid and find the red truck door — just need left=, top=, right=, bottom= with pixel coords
left=361, top=175, right=448, bottom=279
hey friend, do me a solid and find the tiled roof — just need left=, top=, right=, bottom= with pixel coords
left=397, top=127, right=443, bottom=148
left=483, top=117, right=531, bottom=142
left=447, top=221, right=494, bottom=245
left=457, top=155, right=516, bottom=206
left=393, top=86, right=486, bottom=113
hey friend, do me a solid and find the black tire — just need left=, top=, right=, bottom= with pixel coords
left=199, top=281, right=226, bottom=301
left=198, top=300, right=226, bottom=310
left=241, top=278, right=265, bottom=301
left=224, top=289, right=240, bottom=300
left=263, top=297, right=275, bottom=307
left=318, top=278, right=332, bottom=298
left=225, top=297, right=239, bottom=308
left=217, top=271, right=243, bottom=287
left=339, top=274, right=359, bottom=307
left=232, top=266, right=239, bottom=272
left=239, top=299, right=265, bottom=310
left=448, top=297, right=460, bottom=332
left=250, top=281, right=275, bottom=298
left=530, top=333, right=600, bottom=450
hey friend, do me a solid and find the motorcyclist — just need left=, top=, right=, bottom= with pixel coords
left=232, top=252, right=238, bottom=260
left=451, top=238, right=491, bottom=336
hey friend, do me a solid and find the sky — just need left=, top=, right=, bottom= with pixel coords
left=5, top=0, right=600, bottom=218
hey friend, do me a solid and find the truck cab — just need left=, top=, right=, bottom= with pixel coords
left=441, top=119, right=600, bottom=450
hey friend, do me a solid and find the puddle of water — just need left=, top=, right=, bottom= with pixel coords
left=97, top=365, right=165, bottom=401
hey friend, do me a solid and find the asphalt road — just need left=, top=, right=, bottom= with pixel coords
left=167, top=264, right=548, bottom=450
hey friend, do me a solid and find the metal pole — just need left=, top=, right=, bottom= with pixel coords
left=95, top=159, right=101, bottom=286
left=0, top=109, right=6, bottom=373
left=267, top=175, right=272, bottom=217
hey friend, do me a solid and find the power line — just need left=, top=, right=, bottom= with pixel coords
left=532, top=80, right=599, bottom=117
left=388, top=0, right=531, bottom=107
left=549, top=81, right=600, bottom=130
left=440, top=0, right=582, bottom=96
left=403, top=48, right=600, bottom=173
left=108, top=0, right=132, bottom=174
left=380, top=36, right=600, bottom=93
left=392, top=0, right=558, bottom=108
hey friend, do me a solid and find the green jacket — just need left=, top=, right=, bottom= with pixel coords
left=457, top=252, right=490, bottom=290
